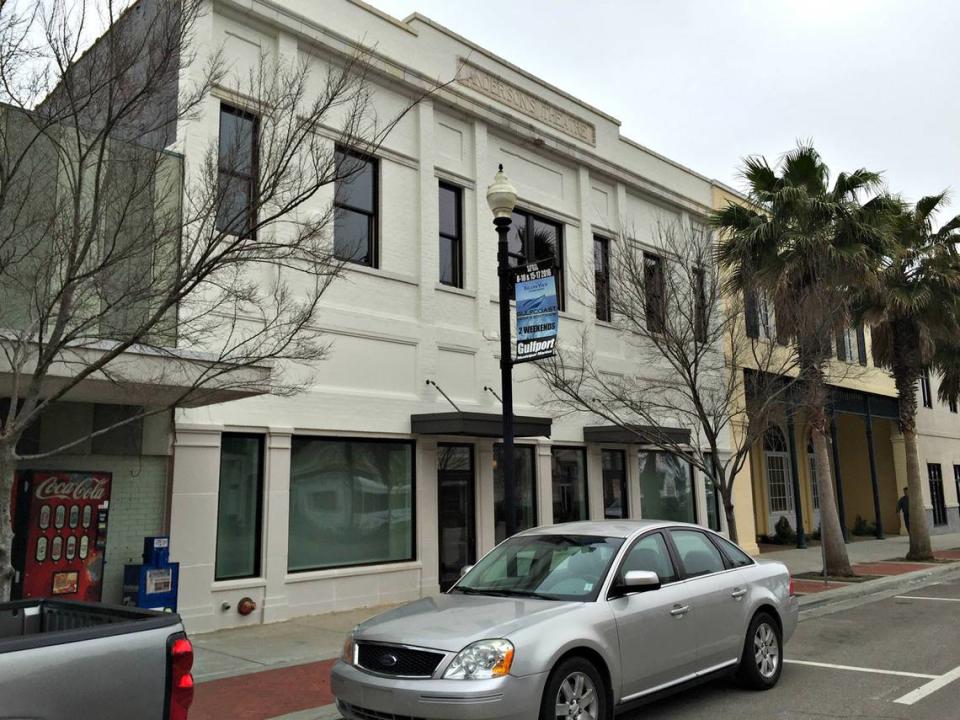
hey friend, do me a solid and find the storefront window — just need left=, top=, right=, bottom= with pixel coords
left=602, top=449, right=628, bottom=519
left=494, top=444, right=537, bottom=543
left=215, top=434, right=264, bottom=580
left=638, top=451, right=696, bottom=524
left=551, top=447, right=588, bottom=524
left=288, top=437, right=414, bottom=571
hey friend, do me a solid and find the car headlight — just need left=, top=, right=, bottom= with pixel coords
left=442, top=639, right=514, bottom=680
left=341, top=632, right=356, bottom=666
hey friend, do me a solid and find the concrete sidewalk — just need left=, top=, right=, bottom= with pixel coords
left=192, top=604, right=400, bottom=682
left=759, top=531, right=960, bottom=574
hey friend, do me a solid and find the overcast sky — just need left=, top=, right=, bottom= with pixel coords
left=367, top=0, right=960, bottom=211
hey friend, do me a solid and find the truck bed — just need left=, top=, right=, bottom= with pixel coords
left=0, top=598, right=181, bottom=652
left=0, top=600, right=188, bottom=720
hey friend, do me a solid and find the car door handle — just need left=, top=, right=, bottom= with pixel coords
left=731, top=588, right=747, bottom=600
left=670, top=605, right=690, bottom=617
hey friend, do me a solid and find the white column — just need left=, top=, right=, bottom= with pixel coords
left=168, top=424, right=221, bottom=631
left=476, top=440, right=496, bottom=553
left=261, top=428, right=292, bottom=624
left=418, top=439, right=440, bottom=595
left=587, top=445, right=604, bottom=519
left=628, top=444, right=642, bottom=519
left=537, top=440, right=553, bottom=526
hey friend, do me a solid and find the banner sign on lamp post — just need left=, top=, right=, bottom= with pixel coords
left=515, top=263, right=558, bottom=363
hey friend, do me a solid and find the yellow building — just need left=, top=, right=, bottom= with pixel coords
left=711, top=182, right=919, bottom=551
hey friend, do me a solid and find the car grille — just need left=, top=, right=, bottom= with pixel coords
left=356, top=642, right=445, bottom=677
left=339, top=701, right=426, bottom=720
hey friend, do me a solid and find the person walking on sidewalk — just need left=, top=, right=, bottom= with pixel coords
left=896, top=487, right=911, bottom=533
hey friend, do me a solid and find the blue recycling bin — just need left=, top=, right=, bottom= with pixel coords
left=122, top=536, right=179, bottom=612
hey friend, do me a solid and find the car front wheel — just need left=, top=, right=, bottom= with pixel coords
left=541, top=657, right=608, bottom=720
left=736, top=611, right=783, bottom=690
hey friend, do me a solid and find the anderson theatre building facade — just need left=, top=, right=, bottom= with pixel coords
left=169, top=0, right=733, bottom=632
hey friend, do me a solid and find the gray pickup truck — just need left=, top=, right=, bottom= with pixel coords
left=0, top=599, right=194, bottom=720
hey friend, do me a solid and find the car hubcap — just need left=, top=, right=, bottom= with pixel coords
left=555, top=671, right=598, bottom=720
left=754, top=622, right=780, bottom=679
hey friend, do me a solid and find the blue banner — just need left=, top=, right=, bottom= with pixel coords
left=515, top=265, right=558, bottom=362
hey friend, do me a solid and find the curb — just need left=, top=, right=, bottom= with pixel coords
left=797, top=562, right=960, bottom=617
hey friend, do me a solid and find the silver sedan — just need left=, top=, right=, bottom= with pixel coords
left=332, top=520, right=798, bottom=720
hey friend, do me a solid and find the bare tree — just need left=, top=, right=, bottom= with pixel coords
left=0, top=0, right=440, bottom=599
left=538, top=220, right=806, bottom=543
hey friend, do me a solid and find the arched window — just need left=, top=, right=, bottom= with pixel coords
left=763, top=426, right=793, bottom=513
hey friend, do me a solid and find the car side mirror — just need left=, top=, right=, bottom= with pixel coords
left=460, top=565, right=474, bottom=578
left=617, top=570, right=661, bottom=595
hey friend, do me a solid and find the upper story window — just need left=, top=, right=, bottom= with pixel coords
left=920, top=368, right=933, bottom=408
left=438, top=182, right=463, bottom=288
left=334, top=147, right=378, bottom=267
left=643, top=252, right=665, bottom=333
left=507, top=209, right=564, bottom=309
left=745, top=289, right=776, bottom=342
left=693, top=266, right=708, bottom=343
left=836, top=325, right=866, bottom=365
left=593, top=236, right=611, bottom=322
left=217, top=105, right=258, bottom=238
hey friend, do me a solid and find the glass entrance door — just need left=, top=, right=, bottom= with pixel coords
left=438, top=444, right=476, bottom=591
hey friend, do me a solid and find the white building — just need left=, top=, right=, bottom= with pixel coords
left=124, top=0, right=728, bottom=632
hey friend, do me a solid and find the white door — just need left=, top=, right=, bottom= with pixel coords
left=762, top=427, right=794, bottom=535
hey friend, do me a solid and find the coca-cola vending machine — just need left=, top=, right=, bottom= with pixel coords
left=12, top=470, right=111, bottom=601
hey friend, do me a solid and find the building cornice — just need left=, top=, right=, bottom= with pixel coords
left=213, top=0, right=713, bottom=217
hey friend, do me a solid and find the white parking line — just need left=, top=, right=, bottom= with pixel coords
left=894, top=595, right=960, bottom=602
left=784, top=659, right=938, bottom=679
left=894, top=665, right=960, bottom=705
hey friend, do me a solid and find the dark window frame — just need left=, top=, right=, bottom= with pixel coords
left=929, top=463, right=947, bottom=527
left=954, top=465, right=960, bottom=523
left=920, top=369, right=933, bottom=408
left=601, top=448, right=628, bottom=519
left=437, top=442, right=477, bottom=589
left=693, top=266, right=708, bottom=343
left=643, top=251, right=666, bottom=333
left=593, top=235, right=612, bottom=322
left=493, top=442, right=539, bottom=543
left=287, top=435, right=416, bottom=573
left=550, top=446, right=590, bottom=524
left=334, top=145, right=380, bottom=268
left=637, top=448, right=699, bottom=525
left=438, top=182, right=464, bottom=288
left=214, top=433, right=265, bottom=581
left=509, top=208, right=565, bottom=310
left=216, top=104, right=259, bottom=240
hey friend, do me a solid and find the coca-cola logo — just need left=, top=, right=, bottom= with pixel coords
left=35, top=476, right=108, bottom=502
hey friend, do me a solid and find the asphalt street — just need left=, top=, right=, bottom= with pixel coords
left=625, top=577, right=960, bottom=720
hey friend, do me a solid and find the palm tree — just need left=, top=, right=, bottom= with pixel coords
left=857, top=193, right=960, bottom=561
left=712, top=144, right=891, bottom=577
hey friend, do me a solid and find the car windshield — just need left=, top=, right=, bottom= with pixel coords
left=452, top=534, right=623, bottom=601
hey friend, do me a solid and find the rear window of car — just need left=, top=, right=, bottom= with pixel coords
left=713, top=535, right=754, bottom=567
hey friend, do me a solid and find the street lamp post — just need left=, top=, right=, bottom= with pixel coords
left=486, top=165, right=519, bottom=538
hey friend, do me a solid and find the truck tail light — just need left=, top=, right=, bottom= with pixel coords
left=167, top=634, right=195, bottom=720
left=788, top=577, right=796, bottom=597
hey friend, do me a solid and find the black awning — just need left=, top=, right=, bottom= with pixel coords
left=411, top=412, right=552, bottom=438
left=583, top=424, right=691, bottom=445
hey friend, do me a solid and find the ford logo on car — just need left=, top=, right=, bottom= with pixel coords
left=380, top=654, right=398, bottom=668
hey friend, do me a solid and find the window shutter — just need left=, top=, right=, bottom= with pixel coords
left=856, top=325, right=867, bottom=366
left=745, top=290, right=759, bottom=339
left=835, top=330, right=847, bottom=361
